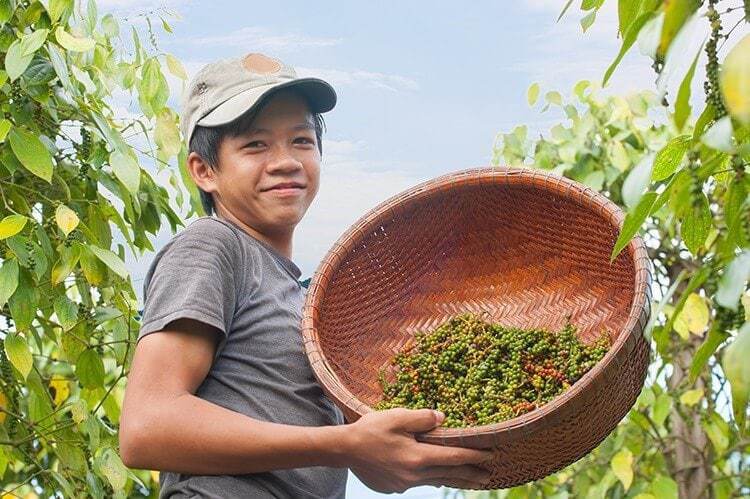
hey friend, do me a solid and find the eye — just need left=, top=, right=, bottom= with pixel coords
left=294, top=137, right=314, bottom=145
left=245, top=140, right=265, bottom=148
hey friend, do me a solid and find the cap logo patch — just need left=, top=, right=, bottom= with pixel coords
left=242, top=53, right=281, bottom=74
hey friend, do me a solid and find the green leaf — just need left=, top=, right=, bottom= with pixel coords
left=611, top=449, right=633, bottom=491
left=622, top=153, right=654, bottom=207
left=0, top=214, right=28, bottom=239
left=679, top=388, right=703, bottom=406
left=604, top=12, right=656, bottom=86
left=4, top=40, right=33, bottom=82
left=0, top=119, right=11, bottom=142
left=611, top=192, right=657, bottom=261
left=680, top=194, right=711, bottom=256
left=581, top=10, right=597, bottom=32
left=652, top=392, right=672, bottom=426
left=657, top=0, right=700, bottom=60
left=70, top=399, right=88, bottom=424
left=573, top=80, right=590, bottom=100
left=618, top=0, right=642, bottom=36
left=79, top=247, right=107, bottom=286
left=527, top=82, right=540, bottom=106
left=47, top=42, right=78, bottom=97
left=720, top=33, right=750, bottom=125
left=557, top=0, right=575, bottom=22
left=716, top=251, right=750, bottom=310
left=0, top=259, right=19, bottom=307
left=88, top=244, right=129, bottom=279
left=48, top=0, right=73, bottom=23
left=58, top=442, right=88, bottom=474
left=652, top=135, right=691, bottom=181
left=545, top=91, right=562, bottom=106
left=51, top=243, right=82, bottom=285
left=54, top=295, right=79, bottom=332
left=55, top=27, right=95, bottom=52
left=703, top=411, right=730, bottom=454
left=674, top=46, right=702, bottom=131
left=99, top=448, right=128, bottom=490
left=689, top=324, right=729, bottom=383
left=652, top=475, right=678, bottom=499
left=165, top=53, right=187, bottom=80
left=8, top=128, right=54, bottom=182
left=8, top=270, right=38, bottom=331
left=76, top=349, right=105, bottom=389
left=109, top=149, right=140, bottom=195
left=701, top=116, right=734, bottom=152
left=722, top=322, right=750, bottom=433
left=4, top=332, right=33, bottom=380
left=101, top=14, right=119, bottom=38
left=20, top=29, right=49, bottom=57
left=155, top=110, right=181, bottom=158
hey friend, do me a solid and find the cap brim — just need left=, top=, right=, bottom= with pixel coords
left=197, top=78, right=337, bottom=128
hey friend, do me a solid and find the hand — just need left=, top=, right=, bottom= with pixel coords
left=345, top=408, right=494, bottom=494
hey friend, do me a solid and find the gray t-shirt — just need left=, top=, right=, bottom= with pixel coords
left=137, top=216, right=347, bottom=499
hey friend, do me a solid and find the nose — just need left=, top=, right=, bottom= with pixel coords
left=266, top=143, right=303, bottom=173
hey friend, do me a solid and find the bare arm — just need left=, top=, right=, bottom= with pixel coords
left=119, top=318, right=350, bottom=474
left=119, top=318, right=494, bottom=492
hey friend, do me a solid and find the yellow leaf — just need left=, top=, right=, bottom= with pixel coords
left=0, top=391, right=7, bottom=424
left=680, top=388, right=703, bottom=407
left=742, top=292, right=750, bottom=321
left=55, top=27, right=95, bottom=52
left=527, top=82, right=540, bottom=106
left=49, top=374, right=70, bottom=406
left=675, top=293, right=709, bottom=336
left=611, top=448, right=634, bottom=491
left=0, top=214, right=27, bottom=239
left=150, top=470, right=160, bottom=482
left=720, top=34, right=750, bottom=124
left=55, top=204, right=79, bottom=237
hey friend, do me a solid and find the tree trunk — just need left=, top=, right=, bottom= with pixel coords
left=668, top=335, right=713, bottom=499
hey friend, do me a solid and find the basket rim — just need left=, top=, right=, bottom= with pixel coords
left=301, top=165, right=652, bottom=437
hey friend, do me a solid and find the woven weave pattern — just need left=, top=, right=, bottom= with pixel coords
left=302, top=167, right=652, bottom=488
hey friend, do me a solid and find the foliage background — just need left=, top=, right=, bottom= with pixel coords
left=460, top=1, right=750, bottom=498
left=0, top=0, right=194, bottom=496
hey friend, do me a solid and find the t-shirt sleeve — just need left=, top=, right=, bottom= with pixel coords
left=137, top=219, right=245, bottom=342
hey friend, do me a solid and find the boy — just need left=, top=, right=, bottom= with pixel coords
left=119, top=52, right=493, bottom=498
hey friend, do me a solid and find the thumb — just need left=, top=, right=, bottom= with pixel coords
left=389, top=408, right=445, bottom=433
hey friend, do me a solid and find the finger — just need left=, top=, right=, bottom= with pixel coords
left=388, top=407, right=444, bottom=433
left=420, top=464, right=492, bottom=483
left=416, top=443, right=495, bottom=466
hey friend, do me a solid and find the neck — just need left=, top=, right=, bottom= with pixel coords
left=213, top=205, right=294, bottom=259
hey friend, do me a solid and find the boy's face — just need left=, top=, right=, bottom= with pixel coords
left=197, top=90, right=320, bottom=235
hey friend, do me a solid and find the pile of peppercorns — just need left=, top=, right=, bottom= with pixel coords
left=375, top=312, right=610, bottom=428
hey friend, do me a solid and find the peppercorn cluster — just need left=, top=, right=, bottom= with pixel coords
left=375, top=312, right=610, bottom=428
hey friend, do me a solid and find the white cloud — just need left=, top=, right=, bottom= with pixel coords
left=297, top=66, right=419, bottom=92
left=186, top=26, right=342, bottom=51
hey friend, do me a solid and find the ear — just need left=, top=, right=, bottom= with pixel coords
left=187, top=152, right=217, bottom=194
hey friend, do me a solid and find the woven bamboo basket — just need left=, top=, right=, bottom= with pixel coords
left=301, top=166, right=652, bottom=488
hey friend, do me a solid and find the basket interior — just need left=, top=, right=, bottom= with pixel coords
left=315, top=181, right=636, bottom=408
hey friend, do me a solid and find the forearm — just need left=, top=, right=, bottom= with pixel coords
left=120, top=391, right=352, bottom=474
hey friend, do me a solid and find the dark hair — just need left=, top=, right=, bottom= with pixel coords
left=188, top=88, right=326, bottom=215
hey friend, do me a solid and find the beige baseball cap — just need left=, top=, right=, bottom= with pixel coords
left=180, top=52, right=337, bottom=144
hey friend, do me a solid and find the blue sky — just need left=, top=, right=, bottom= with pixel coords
left=97, top=1, right=747, bottom=497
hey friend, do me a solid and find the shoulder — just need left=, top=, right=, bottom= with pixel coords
left=163, top=217, right=243, bottom=256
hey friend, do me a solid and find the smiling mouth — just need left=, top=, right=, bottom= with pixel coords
left=262, top=184, right=306, bottom=192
